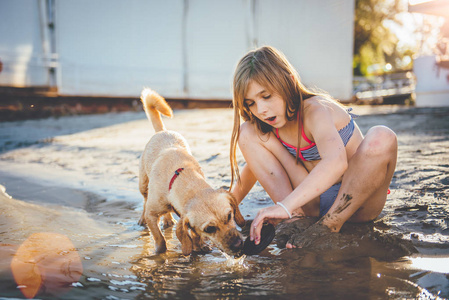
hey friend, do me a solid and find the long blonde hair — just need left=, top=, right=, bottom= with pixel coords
left=229, top=46, right=323, bottom=190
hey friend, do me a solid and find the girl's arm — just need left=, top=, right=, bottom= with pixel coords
left=231, top=163, right=257, bottom=204
left=280, top=107, right=348, bottom=213
left=250, top=103, right=348, bottom=243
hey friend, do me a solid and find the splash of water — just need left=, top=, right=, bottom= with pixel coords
left=220, top=252, right=248, bottom=269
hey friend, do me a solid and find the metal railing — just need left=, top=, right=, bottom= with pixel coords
left=353, top=71, right=416, bottom=102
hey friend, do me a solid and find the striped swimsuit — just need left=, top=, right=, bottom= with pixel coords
left=275, top=117, right=355, bottom=161
left=275, top=109, right=357, bottom=217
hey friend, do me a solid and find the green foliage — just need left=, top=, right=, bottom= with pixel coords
left=354, top=0, right=411, bottom=75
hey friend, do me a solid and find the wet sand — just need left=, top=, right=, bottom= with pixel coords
left=0, top=106, right=448, bottom=299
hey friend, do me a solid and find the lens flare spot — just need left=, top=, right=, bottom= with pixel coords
left=11, top=232, right=83, bottom=299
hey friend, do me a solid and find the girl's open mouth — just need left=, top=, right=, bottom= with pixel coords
left=266, top=116, right=276, bottom=123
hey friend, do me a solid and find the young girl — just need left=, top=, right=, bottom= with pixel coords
left=229, top=46, right=397, bottom=248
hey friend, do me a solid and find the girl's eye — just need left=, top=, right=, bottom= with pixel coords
left=246, top=101, right=255, bottom=107
left=262, top=95, right=271, bottom=99
left=204, top=226, right=217, bottom=234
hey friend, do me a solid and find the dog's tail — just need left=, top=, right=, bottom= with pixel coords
left=140, top=88, right=173, bottom=132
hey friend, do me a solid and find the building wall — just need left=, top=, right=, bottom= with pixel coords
left=413, top=55, right=449, bottom=107
left=0, top=0, right=355, bottom=101
left=0, top=0, right=49, bottom=86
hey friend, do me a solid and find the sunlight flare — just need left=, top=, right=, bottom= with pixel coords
left=10, top=233, right=83, bottom=298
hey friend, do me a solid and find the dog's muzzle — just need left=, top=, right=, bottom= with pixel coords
left=230, top=235, right=244, bottom=252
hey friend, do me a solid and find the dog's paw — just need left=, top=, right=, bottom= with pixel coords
left=155, top=242, right=167, bottom=254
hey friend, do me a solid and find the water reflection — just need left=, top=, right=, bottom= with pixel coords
left=129, top=222, right=447, bottom=299
left=132, top=228, right=284, bottom=298
left=409, top=256, right=449, bottom=274
left=1, top=184, right=447, bottom=299
left=132, top=241, right=376, bottom=298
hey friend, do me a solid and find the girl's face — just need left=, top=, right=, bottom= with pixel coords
left=244, top=81, right=287, bottom=128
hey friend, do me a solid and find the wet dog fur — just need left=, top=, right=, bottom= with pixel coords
left=138, top=88, right=245, bottom=256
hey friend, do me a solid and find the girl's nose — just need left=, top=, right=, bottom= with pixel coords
left=257, top=102, right=268, bottom=115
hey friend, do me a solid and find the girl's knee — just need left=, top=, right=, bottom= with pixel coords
left=238, top=121, right=257, bottom=142
left=367, top=125, right=396, bottom=140
left=363, top=126, right=397, bottom=157
left=238, top=122, right=265, bottom=147
left=237, top=121, right=267, bottom=157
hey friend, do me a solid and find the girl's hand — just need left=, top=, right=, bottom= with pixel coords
left=250, top=204, right=290, bottom=245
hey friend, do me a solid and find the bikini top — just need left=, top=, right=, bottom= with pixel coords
left=275, top=109, right=357, bottom=161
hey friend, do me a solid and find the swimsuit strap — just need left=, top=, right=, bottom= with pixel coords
left=301, top=108, right=358, bottom=144
left=275, top=125, right=314, bottom=147
left=275, top=127, right=315, bottom=150
left=301, top=125, right=314, bottom=144
left=347, top=107, right=359, bottom=118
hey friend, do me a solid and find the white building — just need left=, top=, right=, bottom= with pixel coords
left=409, top=0, right=449, bottom=107
left=0, top=0, right=355, bottom=101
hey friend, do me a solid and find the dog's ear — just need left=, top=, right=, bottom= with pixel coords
left=228, top=192, right=245, bottom=227
left=176, top=217, right=193, bottom=256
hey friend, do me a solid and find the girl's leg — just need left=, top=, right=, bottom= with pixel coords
left=286, top=126, right=397, bottom=248
left=238, top=122, right=317, bottom=216
left=320, top=126, right=398, bottom=232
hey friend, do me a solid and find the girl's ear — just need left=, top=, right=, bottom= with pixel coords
left=176, top=217, right=193, bottom=256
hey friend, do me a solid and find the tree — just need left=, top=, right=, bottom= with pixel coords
left=353, top=0, right=409, bottom=75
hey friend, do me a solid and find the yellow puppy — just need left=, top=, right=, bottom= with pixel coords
left=138, top=88, right=245, bottom=256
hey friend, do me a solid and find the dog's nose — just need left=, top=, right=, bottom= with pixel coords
left=230, top=236, right=244, bottom=252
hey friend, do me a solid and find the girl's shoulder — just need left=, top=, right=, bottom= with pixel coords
left=303, top=95, right=340, bottom=115
left=303, top=95, right=350, bottom=128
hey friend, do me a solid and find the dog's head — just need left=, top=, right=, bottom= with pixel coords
left=177, top=189, right=245, bottom=256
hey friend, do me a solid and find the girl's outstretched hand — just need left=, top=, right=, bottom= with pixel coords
left=250, top=204, right=290, bottom=245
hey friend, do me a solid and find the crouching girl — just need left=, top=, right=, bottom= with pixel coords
left=229, top=46, right=397, bottom=248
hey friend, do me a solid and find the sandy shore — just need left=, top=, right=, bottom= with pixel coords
left=0, top=105, right=448, bottom=299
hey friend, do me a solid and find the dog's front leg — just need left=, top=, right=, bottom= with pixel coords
left=146, top=215, right=167, bottom=253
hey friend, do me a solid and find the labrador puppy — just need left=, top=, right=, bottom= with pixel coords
left=138, top=88, right=245, bottom=256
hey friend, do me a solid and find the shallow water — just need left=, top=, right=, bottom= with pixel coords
left=1, top=107, right=448, bottom=299
left=1, top=185, right=447, bottom=300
